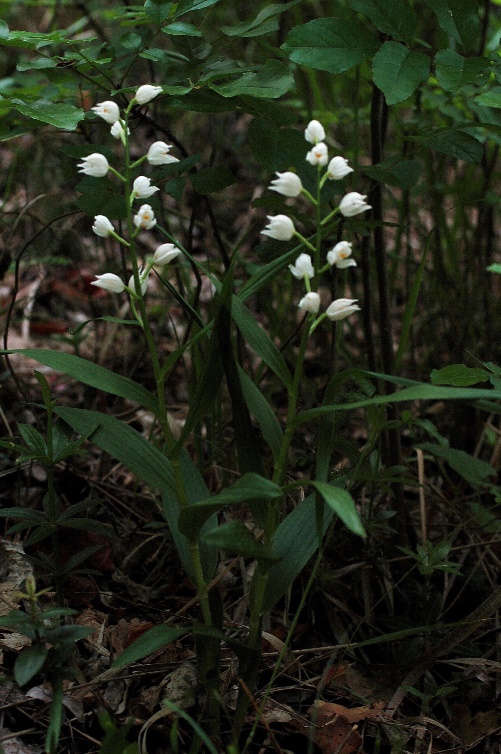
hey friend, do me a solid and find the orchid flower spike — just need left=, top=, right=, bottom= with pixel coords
left=327, top=156, right=353, bottom=180
left=327, top=241, right=356, bottom=269
left=92, top=215, right=114, bottom=237
left=91, top=101, right=120, bottom=124
left=298, top=292, right=321, bottom=314
left=132, top=176, right=159, bottom=200
left=261, top=214, right=295, bottom=241
left=78, top=153, right=109, bottom=178
left=305, top=120, right=326, bottom=144
left=147, top=141, right=179, bottom=165
left=339, top=192, right=371, bottom=217
left=306, top=142, right=329, bottom=167
left=91, top=273, right=125, bottom=293
left=133, top=204, right=156, bottom=230
left=135, top=85, right=163, bottom=105
left=269, top=171, right=302, bottom=198
left=289, top=253, right=314, bottom=280
left=326, top=298, right=360, bottom=321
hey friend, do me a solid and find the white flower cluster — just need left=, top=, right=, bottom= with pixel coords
left=260, top=118, right=369, bottom=330
left=78, top=85, right=183, bottom=297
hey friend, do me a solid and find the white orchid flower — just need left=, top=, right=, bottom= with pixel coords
left=78, top=153, right=109, bottom=178
left=261, top=214, right=295, bottom=241
left=305, top=120, right=326, bottom=144
left=92, top=215, right=114, bottom=237
left=152, top=244, right=182, bottom=267
left=91, top=273, right=125, bottom=293
left=298, top=292, right=321, bottom=314
left=306, top=142, right=329, bottom=167
left=147, top=141, right=179, bottom=165
left=91, top=101, right=120, bottom=124
left=327, top=241, right=356, bottom=269
left=132, top=176, right=159, bottom=200
left=327, top=156, right=353, bottom=180
left=326, top=298, right=360, bottom=321
left=135, top=85, right=163, bottom=105
left=133, top=204, right=156, bottom=230
left=339, top=192, right=371, bottom=217
left=289, top=253, right=314, bottom=280
left=269, top=172, right=302, bottom=198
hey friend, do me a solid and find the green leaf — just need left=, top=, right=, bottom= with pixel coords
left=262, top=493, right=334, bottom=611
left=238, top=367, right=283, bottom=461
left=76, top=176, right=127, bottom=220
left=282, top=17, right=378, bottom=74
left=231, top=297, right=292, bottom=388
left=8, top=99, right=83, bottom=131
left=161, top=22, right=202, bottom=36
left=434, top=49, right=490, bottom=91
left=1, top=349, right=158, bottom=414
left=176, top=0, right=221, bottom=14
left=178, top=473, right=282, bottom=538
left=414, top=128, right=483, bottom=163
left=0, top=29, right=68, bottom=49
left=247, top=119, right=305, bottom=172
left=0, top=21, right=9, bottom=39
left=310, top=482, right=365, bottom=538
left=112, top=625, right=189, bottom=670
left=190, top=166, right=237, bottom=194
left=425, top=0, right=480, bottom=50
left=144, top=0, right=173, bottom=23
left=430, top=364, right=491, bottom=387
left=296, top=381, right=501, bottom=425
left=347, top=0, right=417, bottom=41
left=211, top=60, right=294, bottom=98
left=17, top=424, right=47, bottom=458
left=120, top=32, right=143, bottom=51
left=364, top=158, right=421, bottom=189
left=202, top=520, right=281, bottom=562
left=221, top=0, right=301, bottom=38
left=14, top=645, right=48, bottom=686
left=418, top=442, right=495, bottom=486
left=475, top=88, right=501, bottom=109
left=487, top=263, right=501, bottom=274
left=372, top=41, right=430, bottom=105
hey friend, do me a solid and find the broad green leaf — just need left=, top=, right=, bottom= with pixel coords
left=176, top=0, right=221, bottom=15
left=418, top=442, right=495, bottom=485
left=17, top=58, right=57, bottom=71
left=372, top=41, right=430, bottom=105
left=0, top=29, right=68, bottom=49
left=221, top=0, right=301, bottom=38
left=310, top=482, right=365, bottom=538
left=112, top=626, right=189, bottom=670
left=8, top=99, right=83, bottom=130
left=144, top=0, right=173, bottom=23
left=247, top=119, right=305, bottom=172
left=77, top=176, right=128, bottom=220
left=231, top=297, right=292, bottom=388
left=262, top=493, right=334, bottom=611
left=238, top=367, right=283, bottom=461
left=190, top=166, right=237, bottom=194
left=430, top=364, right=491, bottom=387
left=120, top=32, right=143, bottom=51
left=282, top=17, right=378, bottom=74
left=475, top=88, right=501, bottom=109
left=295, top=382, right=501, bottom=425
left=347, top=0, right=417, bottom=41
left=434, top=50, right=490, bottom=91
left=211, top=60, right=294, bottom=99
left=364, top=158, right=421, bottom=189
left=1, top=350, right=158, bottom=414
left=161, top=22, right=202, bottom=36
left=414, top=129, right=483, bottom=163
left=178, top=473, right=282, bottom=538
left=202, top=520, right=281, bottom=562
left=425, top=0, right=480, bottom=50
left=14, top=645, right=48, bottom=686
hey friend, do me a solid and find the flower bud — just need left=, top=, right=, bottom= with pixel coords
left=91, top=273, right=125, bottom=293
left=306, top=142, right=328, bottom=166
left=132, top=176, right=159, bottom=199
left=133, top=204, right=156, bottom=230
left=261, top=214, right=295, bottom=241
left=92, top=215, right=114, bottom=237
left=325, top=298, right=360, bottom=321
left=269, top=171, right=302, bottom=198
left=327, top=241, right=356, bottom=269
left=327, top=156, right=353, bottom=180
left=339, top=192, right=371, bottom=217
left=298, top=292, right=321, bottom=314
left=289, top=253, right=314, bottom=280
left=78, top=153, right=109, bottom=178
left=305, top=120, right=326, bottom=144
left=135, top=85, right=163, bottom=105
left=128, top=268, right=149, bottom=296
left=110, top=121, right=129, bottom=142
left=152, top=243, right=182, bottom=267
left=91, top=101, right=120, bottom=124
left=147, top=141, right=179, bottom=165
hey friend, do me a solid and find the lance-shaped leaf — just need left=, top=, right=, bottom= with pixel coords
left=1, top=349, right=158, bottom=413
left=310, top=482, right=365, bottom=538
left=202, top=520, right=281, bottom=563
left=430, top=364, right=490, bottom=387
left=178, top=473, right=282, bottom=539
left=112, top=626, right=190, bottom=670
